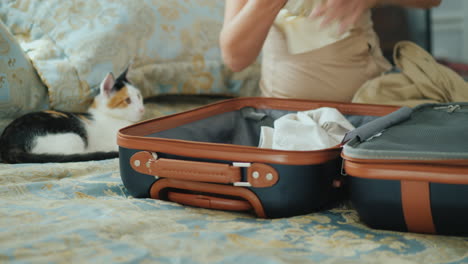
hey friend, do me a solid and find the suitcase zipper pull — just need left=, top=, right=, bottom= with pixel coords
left=340, top=160, right=347, bottom=177
left=364, top=131, right=384, bottom=142
left=434, top=104, right=461, bottom=113
left=332, top=161, right=346, bottom=188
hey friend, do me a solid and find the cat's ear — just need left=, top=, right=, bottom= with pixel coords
left=100, top=73, right=115, bottom=96
left=116, top=66, right=130, bottom=83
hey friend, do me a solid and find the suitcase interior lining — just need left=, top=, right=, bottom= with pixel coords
left=146, top=107, right=381, bottom=148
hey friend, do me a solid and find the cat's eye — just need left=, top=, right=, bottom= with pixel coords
left=125, top=98, right=132, bottom=104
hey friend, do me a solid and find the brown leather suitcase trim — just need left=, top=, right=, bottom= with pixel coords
left=119, top=98, right=398, bottom=166
left=120, top=136, right=342, bottom=165
left=401, top=180, right=436, bottom=234
left=167, top=192, right=253, bottom=212
left=342, top=157, right=468, bottom=184
left=150, top=178, right=266, bottom=217
left=247, top=163, right=279, bottom=188
left=131, top=151, right=242, bottom=184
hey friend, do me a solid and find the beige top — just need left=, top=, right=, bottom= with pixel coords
left=276, top=0, right=361, bottom=54
left=260, top=0, right=392, bottom=102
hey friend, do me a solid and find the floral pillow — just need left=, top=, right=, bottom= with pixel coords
left=0, top=0, right=260, bottom=112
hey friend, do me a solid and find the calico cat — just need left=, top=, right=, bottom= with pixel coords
left=0, top=68, right=145, bottom=163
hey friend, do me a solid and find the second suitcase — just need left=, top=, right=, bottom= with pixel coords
left=342, top=103, right=468, bottom=236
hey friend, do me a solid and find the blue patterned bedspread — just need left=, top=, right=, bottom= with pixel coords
left=1, top=159, right=467, bottom=264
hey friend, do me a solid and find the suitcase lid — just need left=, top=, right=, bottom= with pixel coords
left=343, top=103, right=468, bottom=161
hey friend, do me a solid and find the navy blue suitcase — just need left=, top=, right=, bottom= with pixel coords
left=118, top=97, right=397, bottom=218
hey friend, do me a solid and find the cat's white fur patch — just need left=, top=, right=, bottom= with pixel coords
left=32, top=133, right=86, bottom=154
left=84, top=116, right=132, bottom=152
left=85, top=82, right=144, bottom=152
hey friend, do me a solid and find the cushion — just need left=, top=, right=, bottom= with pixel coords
left=0, top=20, right=48, bottom=133
left=0, top=0, right=260, bottom=112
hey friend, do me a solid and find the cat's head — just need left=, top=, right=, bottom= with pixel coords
left=91, top=68, right=145, bottom=122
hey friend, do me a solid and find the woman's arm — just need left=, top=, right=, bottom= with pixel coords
left=220, top=0, right=287, bottom=72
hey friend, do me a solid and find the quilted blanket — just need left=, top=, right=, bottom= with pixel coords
left=1, top=101, right=467, bottom=264
left=2, top=159, right=468, bottom=263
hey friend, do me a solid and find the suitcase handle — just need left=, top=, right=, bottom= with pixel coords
left=167, top=192, right=253, bottom=212
left=150, top=178, right=266, bottom=217
left=342, top=106, right=412, bottom=144
left=130, top=151, right=279, bottom=188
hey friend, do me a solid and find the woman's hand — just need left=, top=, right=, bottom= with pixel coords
left=309, top=0, right=378, bottom=35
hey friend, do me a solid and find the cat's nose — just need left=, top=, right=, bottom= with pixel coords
left=139, top=108, right=145, bottom=114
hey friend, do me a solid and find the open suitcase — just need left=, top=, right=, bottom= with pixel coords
left=341, top=103, right=468, bottom=236
left=117, top=97, right=397, bottom=218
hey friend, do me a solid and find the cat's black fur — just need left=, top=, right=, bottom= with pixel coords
left=114, top=67, right=129, bottom=91
left=0, top=111, right=117, bottom=163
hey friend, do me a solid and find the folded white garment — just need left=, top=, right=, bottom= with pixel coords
left=274, top=8, right=350, bottom=54
left=258, top=107, right=355, bottom=151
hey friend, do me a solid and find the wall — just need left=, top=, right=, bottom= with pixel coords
left=431, top=0, right=468, bottom=62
